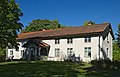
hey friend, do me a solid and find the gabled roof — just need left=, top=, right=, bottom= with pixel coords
left=22, top=39, right=50, bottom=47
left=17, top=23, right=114, bottom=40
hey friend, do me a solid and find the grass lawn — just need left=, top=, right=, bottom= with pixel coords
left=0, top=61, right=120, bottom=77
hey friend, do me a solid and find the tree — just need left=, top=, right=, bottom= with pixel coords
left=116, top=24, right=120, bottom=47
left=21, top=19, right=68, bottom=33
left=83, top=21, right=95, bottom=26
left=0, top=0, right=23, bottom=48
left=113, top=41, right=120, bottom=60
left=113, top=24, right=120, bottom=61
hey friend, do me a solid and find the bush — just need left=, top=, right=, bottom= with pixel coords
left=0, top=55, right=6, bottom=62
left=91, top=59, right=120, bottom=70
left=113, top=42, right=120, bottom=61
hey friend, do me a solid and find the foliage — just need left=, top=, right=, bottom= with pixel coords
left=0, top=48, right=6, bottom=62
left=21, top=19, right=69, bottom=33
left=83, top=20, right=95, bottom=26
left=116, top=24, right=120, bottom=48
left=91, top=59, right=120, bottom=70
left=113, top=41, right=120, bottom=61
left=0, top=0, right=23, bottom=48
left=113, top=24, right=120, bottom=61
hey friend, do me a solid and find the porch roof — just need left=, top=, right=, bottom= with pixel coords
left=22, top=39, right=50, bottom=47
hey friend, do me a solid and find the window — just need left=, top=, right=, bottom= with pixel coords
left=55, top=39, right=60, bottom=44
left=84, top=47, right=91, bottom=58
left=10, top=50, right=13, bottom=56
left=85, top=37, right=91, bottom=42
left=55, top=48, right=60, bottom=57
left=67, top=48, right=73, bottom=56
left=67, top=38, right=73, bottom=44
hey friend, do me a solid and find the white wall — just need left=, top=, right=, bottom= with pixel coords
left=7, top=32, right=113, bottom=61
left=7, top=41, right=26, bottom=59
left=43, top=36, right=99, bottom=62
left=101, top=32, right=113, bottom=60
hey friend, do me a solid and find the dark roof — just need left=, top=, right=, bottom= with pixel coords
left=17, top=23, right=114, bottom=40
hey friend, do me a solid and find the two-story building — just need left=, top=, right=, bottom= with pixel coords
left=6, top=23, right=114, bottom=62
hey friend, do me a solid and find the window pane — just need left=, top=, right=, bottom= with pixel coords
left=88, top=47, right=91, bottom=57
left=70, top=38, right=73, bottom=43
left=67, top=39, right=69, bottom=43
left=55, top=39, right=57, bottom=44
left=85, top=38, right=87, bottom=42
left=67, top=38, right=73, bottom=44
left=85, top=37, right=91, bottom=42
left=88, top=37, right=91, bottom=42
left=58, top=39, right=60, bottom=44
left=55, top=39, right=60, bottom=44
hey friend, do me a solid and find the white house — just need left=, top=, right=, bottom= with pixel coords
left=6, top=23, right=114, bottom=62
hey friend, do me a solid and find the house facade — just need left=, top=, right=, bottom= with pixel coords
left=6, top=23, right=114, bottom=62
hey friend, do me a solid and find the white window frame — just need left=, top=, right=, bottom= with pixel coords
left=67, top=38, right=73, bottom=44
left=67, top=48, right=73, bottom=56
left=84, top=47, right=91, bottom=58
left=55, top=48, right=60, bottom=57
left=85, top=37, right=91, bottom=43
left=55, top=39, right=60, bottom=44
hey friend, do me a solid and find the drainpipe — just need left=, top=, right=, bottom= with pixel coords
left=98, top=36, right=100, bottom=60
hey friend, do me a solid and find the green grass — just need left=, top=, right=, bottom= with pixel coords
left=0, top=61, right=120, bottom=77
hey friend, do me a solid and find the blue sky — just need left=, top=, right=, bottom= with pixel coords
left=16, top=0, right=120, bottom=38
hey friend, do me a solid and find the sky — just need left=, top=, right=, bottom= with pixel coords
left=16, top=0, right=120, bottom=38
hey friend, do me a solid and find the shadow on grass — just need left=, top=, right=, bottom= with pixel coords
left=83, top=60, right=120, bottom=77
left=0, top=61, right=82, bottom=77
left=83, top=66, right=120, bottom=77
left=0, top=61, right=120, bottom=77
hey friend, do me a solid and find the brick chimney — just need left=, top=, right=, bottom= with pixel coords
left=87, top=22, right=94, bottom=26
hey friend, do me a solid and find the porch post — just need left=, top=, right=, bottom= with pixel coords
left=39, top=47, right=41, bottom=56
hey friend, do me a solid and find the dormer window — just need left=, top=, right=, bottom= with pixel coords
left=85, top=37, right=91, bottom=42
left=55, top=39, right=60, bottom=44
left=67, top=38, right=73, bottom=44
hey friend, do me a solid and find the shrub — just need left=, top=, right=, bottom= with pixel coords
left=0, top=55, right=6, bottom=62
left=90, top=59, right=120, bottom=70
